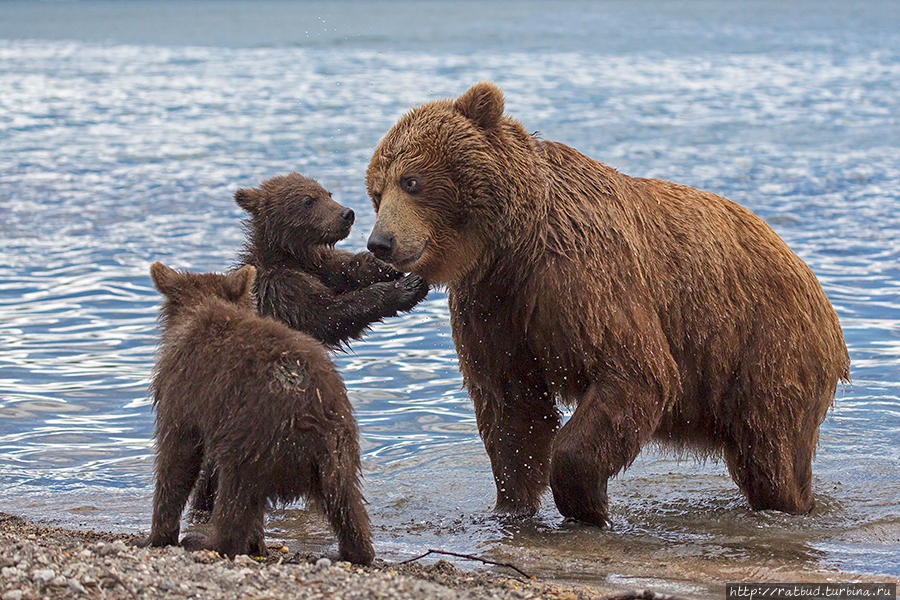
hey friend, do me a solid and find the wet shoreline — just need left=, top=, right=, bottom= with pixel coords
left=0, top=512, right=684, bottom=600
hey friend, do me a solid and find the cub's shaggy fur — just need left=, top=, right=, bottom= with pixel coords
left=143, top=263, right=373, bottom=564
left=236, top=172, right=428, bottom=347
left=366, top=82, right=849, bottom=524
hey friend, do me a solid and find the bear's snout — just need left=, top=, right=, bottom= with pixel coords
left=341, top=207, right=355, bottom=224
left=367, top=231, right=395, bottom=260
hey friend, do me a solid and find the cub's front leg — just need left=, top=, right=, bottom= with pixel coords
left=312, top=248, right=404, bottom=292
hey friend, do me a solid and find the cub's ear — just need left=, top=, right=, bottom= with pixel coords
left=150, top=262, right=181, bottom=297
left=453, top=82, right=504, bottom=130
left=234, top=187, right=263, bottom=213
left=224, top=264, right=256, bottom=301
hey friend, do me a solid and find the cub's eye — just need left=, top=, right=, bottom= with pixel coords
left=303, top=197, right=315, bottom=207
left=401, top=177, right=420, bottom=194
left=371, top=192, right=382, bottom=208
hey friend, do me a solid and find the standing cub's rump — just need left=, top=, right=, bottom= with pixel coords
left=142, top=262, right=373, bottom=564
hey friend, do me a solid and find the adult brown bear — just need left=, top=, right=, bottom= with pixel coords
left=365, top=82, right=849, bottom=525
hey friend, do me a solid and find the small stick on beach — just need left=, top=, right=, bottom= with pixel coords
left=401, top=548, right=533, bottom=579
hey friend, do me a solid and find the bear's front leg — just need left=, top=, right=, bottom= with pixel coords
left=470, top=379, right=560, bottom=517
left=311, top=248, right=404, bottom=292
left=336, top=250, right=405, bottom=290
left=549, top=380, right=667, bottom=526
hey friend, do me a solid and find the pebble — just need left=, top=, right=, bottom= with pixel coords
left=31, top=567, right=55, bottom=582
left=68, top=578, right=87, bottom=593
left=95, top=540, right=128, bottom=556
left=1, top=591, right=23, bottom=600
left=315, top=557, right=332, bottom=569
left=50, top=575, right=68, bottom=586
left=1, top=566, right=19, bottom=578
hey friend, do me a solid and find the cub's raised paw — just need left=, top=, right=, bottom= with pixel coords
left=368, top=253, right=404, bottom=281
left=396, top=274, right=429, bottom=310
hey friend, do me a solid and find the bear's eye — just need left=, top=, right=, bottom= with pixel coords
left=371, top=192, right=382, bottom=209
left=303, top=196, right=315, bottom=208
left=401, top=177, right=420, bottom=194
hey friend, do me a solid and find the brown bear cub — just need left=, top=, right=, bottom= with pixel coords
left=142, top=262, right=374, bottom=565
left=235, top=172, right=428, bottom=347
left=367, top=82, right=850, bottom=525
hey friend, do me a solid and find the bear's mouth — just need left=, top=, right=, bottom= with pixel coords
left=320, top=225, right=352, bottom=247
left=392, top=239, right=428, bottom=271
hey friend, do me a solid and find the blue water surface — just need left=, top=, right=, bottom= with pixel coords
left=0, top=1, right=897, bottom=594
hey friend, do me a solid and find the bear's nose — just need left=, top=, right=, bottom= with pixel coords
left=341, top=208, right=355, bottom=224
left=367, top=232, right=394, bottom=260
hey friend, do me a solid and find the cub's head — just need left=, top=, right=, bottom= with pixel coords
left=366, top=82, right=536, bottom=285
left=235, top=173, right=355, bottom=255
left=150, top=262, right=256, bottom=324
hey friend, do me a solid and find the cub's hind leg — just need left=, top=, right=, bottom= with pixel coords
left=145, top=427, right=203, bottom=547
left=206, top=468, right=268, bottom=558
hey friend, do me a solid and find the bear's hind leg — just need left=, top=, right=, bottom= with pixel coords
left=147, top=428, right=203, bottom=547
left=550, top=381, right=666, bottom=526
left=188, top=461, right=217, bottom=522
left=311, top=438, right=374, bottom=566
left=724, top=425, right=816, bottom=515
left=207, top=471, right=267, bottom=558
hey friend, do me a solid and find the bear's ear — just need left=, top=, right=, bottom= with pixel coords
left=453, top=82, right=504, bottom=130
left=224, top=264, right=256, bottom=302
left=234, top=187, right=263, bottom=213
left=150, top=262, right=181, bottom=297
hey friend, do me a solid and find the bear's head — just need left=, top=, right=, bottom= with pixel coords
left=366, top=82, right=543, bottom=285
left=150, top=262, right=257, bottom=325
left=235, top=173, right=356, bottom=257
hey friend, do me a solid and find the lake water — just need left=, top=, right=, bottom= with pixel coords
left=1, top=1, right=898, bottom=596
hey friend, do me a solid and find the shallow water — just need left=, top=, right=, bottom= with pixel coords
left=1, top=1, right=898, bottom=595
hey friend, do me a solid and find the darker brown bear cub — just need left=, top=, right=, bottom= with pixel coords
left=235, top=172, right=428, bottom=347
left=366, top=82, right=850, bottom=525
left=142, top=262, right=374, bottom=565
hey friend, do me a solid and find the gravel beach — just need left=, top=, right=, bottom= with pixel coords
left=0, top=513, right=676, bottom=600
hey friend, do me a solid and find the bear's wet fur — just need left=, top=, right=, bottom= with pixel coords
left=142, top=262, right=374, bottom=565
left=235, top=172, right=428, bottom=348
left=365, top=82, right=850, bottom=524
